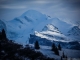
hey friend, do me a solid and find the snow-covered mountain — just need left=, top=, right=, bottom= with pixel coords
left=68, top=26, right=80, bottom=36
left=35, top=24, right=69, bottom=42
left=67, top=26, right=80, bottom=41
left=0, top=9, right=79, bottom=45
left=42, top=24, right=60, bottom=33
left=4, top=10, right=56, bottom=44
left=49, top=18, right=72, bottom=34
left=29, top=24, right=80, bottom=50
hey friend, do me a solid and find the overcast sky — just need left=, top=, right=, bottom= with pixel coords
left=0, top=0, right=80, bottom=26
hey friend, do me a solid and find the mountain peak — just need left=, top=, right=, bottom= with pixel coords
left=42, top=24, right=60, bottom=33
left=20, top=10, right=47, bottom=22
left=72, top=26, right=80, bottom=30
left=68, top=26, right=80, bottom=36
left=23, top=10, right=42, bottom=15
left=25, top=10, right=40, bottom=13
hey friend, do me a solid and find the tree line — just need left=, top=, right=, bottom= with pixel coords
left=0, top=29, right=54, bottom=60
left=34, top=40, right=67, bottom=60
left=0, top=29, right=67, bottom=60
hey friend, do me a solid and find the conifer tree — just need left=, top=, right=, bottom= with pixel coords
left=55, top=47, right=59, bottom=55
left=61, top=56, right=63, bottom=60
left=34, top=41, right=40, bottom=49
left=62, top=52, right=65, bottom=58
left=2, top=29, right=6, bottom=39
left=51, top=43, right=59, bottom=55
left=51, top=43, right=56, bottom=51
left=58, top=43, right=61, bottom=50
left=0, top=32, right=2, bottom=40
left=65, top=55, right=67, bottom=60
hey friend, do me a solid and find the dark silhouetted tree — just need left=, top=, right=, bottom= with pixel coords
left=61, top=56, right=63, bottom=60
left=34, top=41, right=40, bottom=49
left=65, top=55, right=67, bottom=60
left=51, top=43, right=56, bottom=51
left=2, top=29, right=6, bottom=39
left=62, top=52, right=65, bottom=58
left=55, top=47, right=59, bottom=55
left=58, top=43, right=61, bottom=50
left=51, top=43, right=59, bottom=55
left=65, top=55, right=67, bottom=58
left=0, top=32, right=2, bottom=40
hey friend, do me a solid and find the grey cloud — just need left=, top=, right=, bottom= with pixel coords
left=61, top=0, right=80, bottom=10
left=0, top=0, right=80, bottom=26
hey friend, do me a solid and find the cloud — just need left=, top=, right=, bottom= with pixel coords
left=0, top=5, right=27, bottom=9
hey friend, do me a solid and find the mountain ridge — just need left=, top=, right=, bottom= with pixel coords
left=0, top=10, right=80, bottom=44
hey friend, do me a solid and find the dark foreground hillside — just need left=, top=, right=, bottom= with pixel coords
left=0, top=29, right=54, bottom=60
